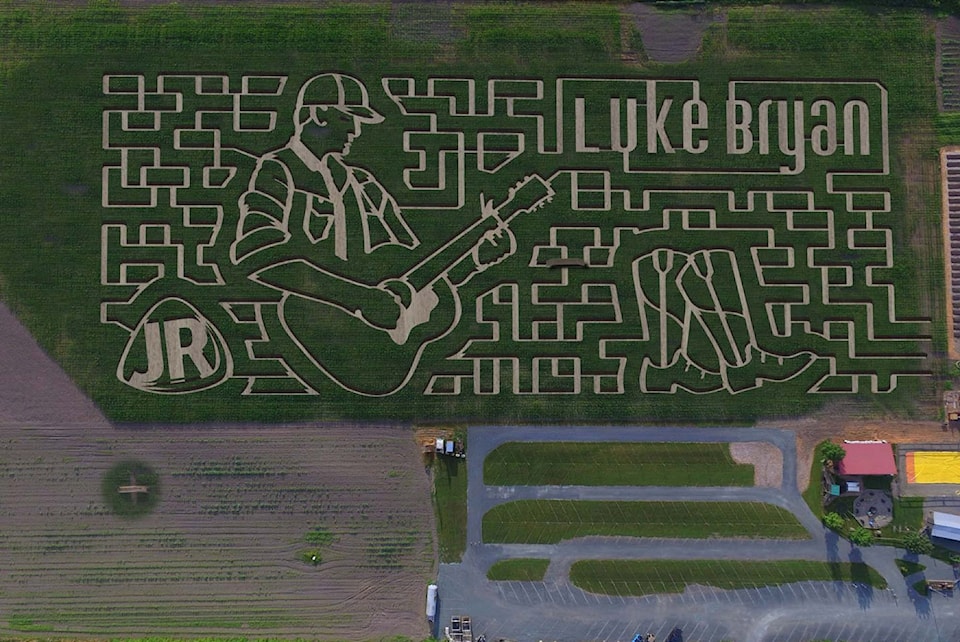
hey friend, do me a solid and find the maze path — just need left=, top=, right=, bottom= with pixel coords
left=100, top=73, right=929, bottom=398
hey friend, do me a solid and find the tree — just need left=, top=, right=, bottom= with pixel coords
left=823, top=512, right=844, bottom=530
left=903, top=531, right=934, bottom=555
left=820, top=442, right=847, bottom=463
left=849, top=526, right=873, bottom=546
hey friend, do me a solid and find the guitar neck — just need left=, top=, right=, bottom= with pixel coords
left=400, top=211, right=502, bottom=292
left=399, top=175, right=552, bottom=292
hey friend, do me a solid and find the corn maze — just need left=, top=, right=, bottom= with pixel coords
left=99, top=73, right=929, bottom=410
left=0, top=4, right=942, bottom=424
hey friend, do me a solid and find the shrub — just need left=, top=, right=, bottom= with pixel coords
left=305, top=526, right=335, bottom=546
left=299, top=550, right=322, bottom=566
left=819, top=442, right=847, bottom=463
left=849, top=526, right=873, bottom=546
left=903, top=531, right=934, bottom=555
left=823, top=512, right=844, bottom=530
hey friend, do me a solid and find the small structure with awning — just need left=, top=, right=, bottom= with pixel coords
left=931, top=511, right=960, bottom=543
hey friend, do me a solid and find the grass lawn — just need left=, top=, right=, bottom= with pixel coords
left=825, top=495, right=856, bottom=519
left=432, top=454, right=467, bottom=563
left=569, top=559, right=888, bottom=596
left=482, top=500, right=809, bottom=543
left=486, top=558, right=551, bottom=581
left=896, top=558, right=926, bottom=576
left=912, top=579, right=930, bottom=596
left=802, top=441, right=829, bottom=518
left=885, top=497, right=925, bottom=534
left=483, top=442, right=754, bottom=486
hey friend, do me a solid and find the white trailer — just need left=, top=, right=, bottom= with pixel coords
left=426, top=584, right=438, bottom=621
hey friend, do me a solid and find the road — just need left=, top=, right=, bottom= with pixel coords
left=437, top=425, right=960, bottom=642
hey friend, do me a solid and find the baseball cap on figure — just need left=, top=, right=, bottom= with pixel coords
left=297, top=73, right=384, bottom=124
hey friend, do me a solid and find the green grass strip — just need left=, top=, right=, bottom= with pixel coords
left=570, top=559, right=887, bottom=596
left=486, top=558, right=550, bottom=581
left=484, top=442, right=754, bottom=486
left=482, top=500, right=809, bottom=543
left=802, top=440, right=829, bottom=518
left=895, top=558, right=926, bottom=576
left=433, top=456, right=468, bottom=563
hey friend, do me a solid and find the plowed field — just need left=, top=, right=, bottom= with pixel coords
left=0, top=422, right=436, bottom=637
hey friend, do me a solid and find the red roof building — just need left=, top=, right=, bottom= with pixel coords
left=835, top=440, right=897, bottom=476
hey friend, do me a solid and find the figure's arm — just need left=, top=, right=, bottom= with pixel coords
left=230, top=157, right=294, bottom=269
left=249, top=259, right=403, bottom=332
left=231, top=159, right=407, bottom=332
left=352, top=167, right=418, bottom=252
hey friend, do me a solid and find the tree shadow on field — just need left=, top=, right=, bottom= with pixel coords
left=908, top=570, right=932, bottom=618
left=442, top=454, right=462, bottom=479
left=101, top=459, right=160, bottom=519
left=848, top=548, right=874, bottom=610
left=825, top=530, right=845, bottom=600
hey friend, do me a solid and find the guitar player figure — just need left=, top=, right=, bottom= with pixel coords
left=230, top=73, right=553, bottom=395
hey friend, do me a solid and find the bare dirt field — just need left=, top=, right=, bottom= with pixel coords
left=0, top=422, right=437, bottom=638
left=729, top=441, right=782, bottom=488
left=0, top=307, right=436, bottom=639
left=625, top=4, right=724, bottom=63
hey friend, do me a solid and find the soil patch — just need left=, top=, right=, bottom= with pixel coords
left=941, top=146, right=960, bottom=358
left=0, top=302, right=105, bottom=425
left=729, top=441, right=782, bottom=488
left=625, top=4, right=724, bottom=63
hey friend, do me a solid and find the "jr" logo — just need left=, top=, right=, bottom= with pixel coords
left=117, top=298, right=232, bottom=394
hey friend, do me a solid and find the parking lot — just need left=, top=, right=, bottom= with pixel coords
left=437, top=425, right=960, bottom=642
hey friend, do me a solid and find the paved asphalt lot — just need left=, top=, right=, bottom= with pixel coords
left=436, top=425, right=960, bottom=642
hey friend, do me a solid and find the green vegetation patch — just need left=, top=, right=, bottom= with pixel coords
left=5, top=616, right=54, bottom=633
left=433, top=454, right=468, bottom=562
left=300, top=526, right=336, bottom=566
left=305, top=526, right=335, bottom=546
left=802, top=440, right=830, bottom=517
left=100, top=459, right=160, bottom=519
left=895, top=558, right=926, bottom=576
left=569, top=559, right=887, bottom=596
left=482, top=500, right=809, bottom=543
left=486, top=558, right=551, bottom=581
left=888, top=497, right=925, bottom=533
left=484, top=442, right=754, bottom=486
